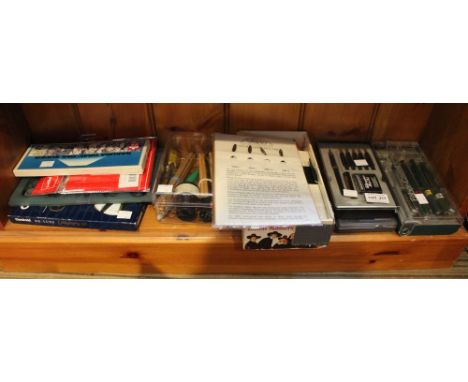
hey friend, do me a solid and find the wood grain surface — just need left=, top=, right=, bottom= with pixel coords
left=77, top=103, right=154, bottom=139
left=21, top=103, right=442, bottom=142
left=229, top=104, right=301, bottom=132
left=111, top=103, right=154, bottom=137
left=0, top=105, right=30, bottom=228
left=22, top=103, right=81, bottom=142
left=0, top=208, right=466, bottom=276
left=76, top=103, right=112, bottom=138
left=303, top=103, right=376, bottom=141
left=152, top=103, right=224, bottom=142
left=420, top=104, right=468, bottom=215
left=372, top=103, right=434, bottom=141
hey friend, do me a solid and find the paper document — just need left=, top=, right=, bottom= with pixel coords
left=213, top=134, right=322, bottom=228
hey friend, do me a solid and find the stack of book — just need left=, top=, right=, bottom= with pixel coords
left=8, top=137, right=157, bottom=231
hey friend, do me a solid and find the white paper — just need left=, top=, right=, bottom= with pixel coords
left=415, top=193, right=429, bottom=204
left=364, top=193, right=389, bottom=204
left=213, top=133, right=322, bottom=228
left=118, top=174, right=140, bottom=188
left=343, top=189, right=358, bottom=198
left=156, top=184, right=173, bottom=194
left=354, top=159, right=368, bottom=166
left=94, top=203, right=123, bottom=216
left=40, top=160, right=55, bottom=168
left=117, top=210, right=133, bottom=219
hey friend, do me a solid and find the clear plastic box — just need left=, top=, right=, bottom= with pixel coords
left=153, top=132, right=213, bottom=223
left=373, top=141, right=462, bottom=235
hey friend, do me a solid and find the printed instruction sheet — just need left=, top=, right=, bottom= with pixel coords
left=213, top=133, right=322, bottom=228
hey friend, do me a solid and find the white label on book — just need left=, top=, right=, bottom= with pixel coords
left=343, top=189, right=358, bottom=198
left=40, top=160, right=55, bottom=168
left=119, top=174, right=139, bottom=188
left=365, top=193, right=389, bottom=204
left=415, top=193, right=429, bottom=204
left=117, top=210, right=133, bottom=219
left=354, top=159, right=368, bottom=166
left=157, top=184, right=173, bottom=194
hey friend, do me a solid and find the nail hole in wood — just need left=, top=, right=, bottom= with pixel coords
left=124, top=251, right=140, bottom=259
left=374, top=251, right=400, bottom=256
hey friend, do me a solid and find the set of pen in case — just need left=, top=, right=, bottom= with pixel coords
left=316, top=142, right=399, bottom=233
left=153, top=133, right=461, bottom=238
left=153, top=133, right=213, bottom=223
left=372, top=141, right=462, bottom=235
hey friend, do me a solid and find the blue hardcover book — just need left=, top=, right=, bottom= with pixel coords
left=9, top=203, right=147, bottom=231
left=13, top=138, right=150, bottom=177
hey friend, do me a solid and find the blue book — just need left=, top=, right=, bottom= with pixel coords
left=9, top=203, right=147, bottom=231
left=13, top=138, right=150, bottom=177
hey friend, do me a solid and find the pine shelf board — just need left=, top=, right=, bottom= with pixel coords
left=1, top=207, right=467, bottom=244
left=0, top=207, right=467, bottom=276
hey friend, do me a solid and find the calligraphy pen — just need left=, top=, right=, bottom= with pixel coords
left=157, top=153, right=196, bottom=220
left=329, top=150, right=344, bottom=193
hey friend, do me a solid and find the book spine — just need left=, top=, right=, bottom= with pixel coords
left=11, top=217, right=59, bottom=227
left=56, top=219, right=137, bottom=231
left=11, top=216, right=138, bottom=231
left=84, top=221, right=138, bottom=231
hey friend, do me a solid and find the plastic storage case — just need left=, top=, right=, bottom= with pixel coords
left=372, top=141, right=462, bottom=235
left=153, top=132, right=213, bottom=223
left=316, top=142, right=398, bottom=233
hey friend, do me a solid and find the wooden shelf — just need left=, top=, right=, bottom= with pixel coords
left=1, top=104, right=467, bottom=277
left=0, top=207, right=466, bottom=276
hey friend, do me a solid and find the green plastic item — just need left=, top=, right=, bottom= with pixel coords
left=185, top=169, right=199, bottom=184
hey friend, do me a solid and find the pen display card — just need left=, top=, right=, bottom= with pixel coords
left=213, top=134, right=321, bottom=228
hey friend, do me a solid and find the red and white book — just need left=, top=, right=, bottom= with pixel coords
left=32, top=140, right=156, bottom=195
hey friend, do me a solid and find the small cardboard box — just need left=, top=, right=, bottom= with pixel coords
left=238, top=131, right=334, bottom=250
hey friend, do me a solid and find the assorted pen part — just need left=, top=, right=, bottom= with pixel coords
left=154, top=132, right=213, bottom=223
left=328, top=150, right=345, bottom=193
left=343, top=171, right=353, bottom=190
left=9, top=129, right=460, bottom=239
left=317, top=142, right=398, bottom=233
left=352, top=174, right=382, bottom=193
left=318, top=143, right=396, bottom=207
left=303, top=160, right=319, bottom=184
left=337, top=148, right=378, bottom=172
left=155, top=138, right=461, bottom=236
left=373, top=141, right=461, bottom=236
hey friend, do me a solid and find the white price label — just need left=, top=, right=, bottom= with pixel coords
left=118, top=174, right=140, bottom=188
left=415, top=193, right=429, bottom=204
left=40, top=160, right=55, bottom=168
left=117, top=210, right=133, bottom=219
left=157, top=184, right=173, bottom=194
left=343, top=189, right=358, bottom=198
left=354, top=159, right=368, bottom=167
left=364, top=193, right=389, bottom=204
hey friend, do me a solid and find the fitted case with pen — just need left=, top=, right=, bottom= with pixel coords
left=316, top=142, right=398, bottom=233
left=373, top=141, right=462, bottom=235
